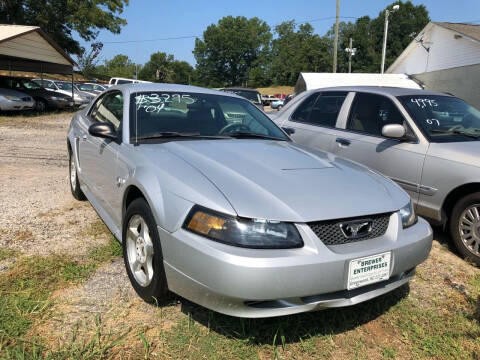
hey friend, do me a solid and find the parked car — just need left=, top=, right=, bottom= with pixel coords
left=272, top=86, right=480, bottom=264
left=32, top=79, right=92, bottom=106
left=261, top=94, right=277, bottom=106
left=271, top=99, right=284, bottom=110
left=0, top=88, right=34, bottom=111
left=109, top=77, right=151, bottom=85
left=220, top=87, right=264, bottom=110
left=75, top=82, right=105, bottom=96
left=0, top=76, right=73, bottom=111
left=67, top=83, right=432, bottom=317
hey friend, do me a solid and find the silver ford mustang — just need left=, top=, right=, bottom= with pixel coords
left=67, top=83, right=432, bottom=318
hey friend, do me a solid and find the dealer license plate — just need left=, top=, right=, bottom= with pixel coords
left=347, top=252, right=391, bottom=290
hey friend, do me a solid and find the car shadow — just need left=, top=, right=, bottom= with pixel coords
left=172, top=284, right=410, bottom=345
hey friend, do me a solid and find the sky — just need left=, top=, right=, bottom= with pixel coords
left=75, top=0, right=480, bottom=66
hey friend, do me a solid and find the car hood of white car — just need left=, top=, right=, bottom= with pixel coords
left=143, top=139, right=409, bottom=222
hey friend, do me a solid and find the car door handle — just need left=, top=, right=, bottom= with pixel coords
left=336, top=138, right=351, bottom=146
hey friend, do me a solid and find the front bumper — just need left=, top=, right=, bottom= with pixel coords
left=48, top=98, right=74, bottom=109
left=0, top=100, right=35, bottom=111
left=160, top=214, right=432, bottom=318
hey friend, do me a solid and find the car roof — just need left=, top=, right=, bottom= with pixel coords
left=311, top=85, right=452, bottom=97
left=111, top=83, right=245, bottom=100
left=221, top=87, right=260, bottom=92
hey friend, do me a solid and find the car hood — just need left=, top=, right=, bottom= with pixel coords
left=144, top=140, right=409, bottom=222
left=427, top=141, right=480, bottom=168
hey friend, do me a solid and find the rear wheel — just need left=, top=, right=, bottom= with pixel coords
left=69, top=150, right=86, bottom=200
left=34, top=98, right=47, bottom=112
left=123, top=198, right=169, bottom=303
left=450, top=192, right=480, bottom=265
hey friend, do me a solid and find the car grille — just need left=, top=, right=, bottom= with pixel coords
left=22, top=97, right=32, bottom=102
left=307, top=212, right=392, bottom=245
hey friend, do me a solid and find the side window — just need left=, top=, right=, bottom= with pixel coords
left=291, top=93, right=319, bottom=123
left=308, top=92, right=347, bottom=127
left=347, top=93, right=406, bottom=137
left=90, top=92, right=123, bottom=131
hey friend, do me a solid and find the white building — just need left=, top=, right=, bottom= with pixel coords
left=387, top=22, right=480, bottom=107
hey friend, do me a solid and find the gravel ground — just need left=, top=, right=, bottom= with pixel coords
left=0, top=112, right=106, bottom=259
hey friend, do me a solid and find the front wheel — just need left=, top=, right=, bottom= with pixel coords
left=450, top=192, right=480, bottom=265
left=123, top=198, right=169, bottom=303
left=69, top=150, right=86, bottom=200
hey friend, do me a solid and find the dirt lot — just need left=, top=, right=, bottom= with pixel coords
left=0, top=112, right=479, bottom=359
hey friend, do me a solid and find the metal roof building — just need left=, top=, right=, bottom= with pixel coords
left=0, top=24, right=75, bottom=75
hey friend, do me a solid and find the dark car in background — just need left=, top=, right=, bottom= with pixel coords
left=0, top=76, right=73, bottom=111
left=220, top=87, right=264, bottom=110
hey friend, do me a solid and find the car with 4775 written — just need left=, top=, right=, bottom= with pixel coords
left=67, top=83, right=432, bottom=318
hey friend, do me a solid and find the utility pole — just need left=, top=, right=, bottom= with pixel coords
left=332, top=0, right=340, bottom=73
left=381, top=4, right=400, bottom=73
left=345, top=38, right=356, bottom=73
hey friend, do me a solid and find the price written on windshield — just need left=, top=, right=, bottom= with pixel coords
left=411, top=98, right=438, bottom=108
left=135, top=93, right=195, bottom=113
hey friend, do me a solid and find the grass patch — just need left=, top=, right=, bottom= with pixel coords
left=81, top=219, right=110, bottom=239
left=256, top=85, right=294, bottom=95
left=88, top=236, right=122, bottom=263
left=0, top=237, right=124, bottom=355
left=0, top=248, right=16, bottom=261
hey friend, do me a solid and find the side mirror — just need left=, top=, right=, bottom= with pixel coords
left=282, top=127, right=295, bottom=135
left=382, top=124, right=405, bottom=139
left=88, top=122, right=117, bottom=140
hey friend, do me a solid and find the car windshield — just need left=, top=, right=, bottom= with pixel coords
left=225, top=90, right=262, bottom=105
left=399, top=95, right=480, bottom=142
left=77, top=83, right=94, bottom=91
left=55, top=82, right=73, bottom=90
left=130, top=92, right=288, bottom=142
left=21, top=79, right=41, bottom=89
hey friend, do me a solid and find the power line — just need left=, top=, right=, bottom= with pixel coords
left=101, top=16, right=360, bottom=45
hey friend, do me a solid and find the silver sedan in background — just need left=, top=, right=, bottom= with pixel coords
left=272, top=86, right=480, bottom=265
left=67, top=83, right=432, bottom=318
left=0, top=88, right=34, bottom=111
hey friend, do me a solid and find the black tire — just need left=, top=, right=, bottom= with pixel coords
left=68, top=150, right=86, bottom=200
left=123, top=198, right=169, bottom=303
left=449, top=192, right=480, bottom=265
left=35, top=98, right=48, bottom=112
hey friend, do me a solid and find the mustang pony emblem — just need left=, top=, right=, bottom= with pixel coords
left=340, top=220, right=373, bottom=239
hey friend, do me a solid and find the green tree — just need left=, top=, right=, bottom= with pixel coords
left=194, top=16, right=272, bottom=87
left=138, top=52, right=175, bottom=82
left=0, top=0, right=129, bottom=55
left=96, top=54, right=137, bottom=79
left=270, top=21, right=330, bottom=85
left=330, top=1, right=429, bottom=73
left=170, top=60, right=195, bottom=85
left=76, top=43, right=103, bottom=78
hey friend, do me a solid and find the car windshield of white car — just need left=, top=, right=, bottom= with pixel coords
left=399, top=95, right=480, bottom=142
left=130, top=92, right=288, bottom=143
left=55, top=82, right=73, bottom=90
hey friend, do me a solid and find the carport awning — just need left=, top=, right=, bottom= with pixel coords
left=0, top=24, right=75, bottom=75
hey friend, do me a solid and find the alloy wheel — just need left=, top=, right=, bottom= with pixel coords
left=70, top=156, right=76, bottom=191
left=459, top=204, right=480, bottom=256
left=126, top=214, right=155, bottom=287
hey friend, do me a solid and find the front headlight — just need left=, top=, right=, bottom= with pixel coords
left=183, top=206, right=303, bottom=249
left=3, top=95, right=21, bottom=101
left=49, top=96, right=60, bottom=101
left=399, top=200, right=417, bottom=228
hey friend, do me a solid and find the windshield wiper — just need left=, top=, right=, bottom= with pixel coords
left=225, top=132, right=287, bottom=141
left=136, top=132, right=228, bottom=140
left=430, top=129, right=480, bottom=138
